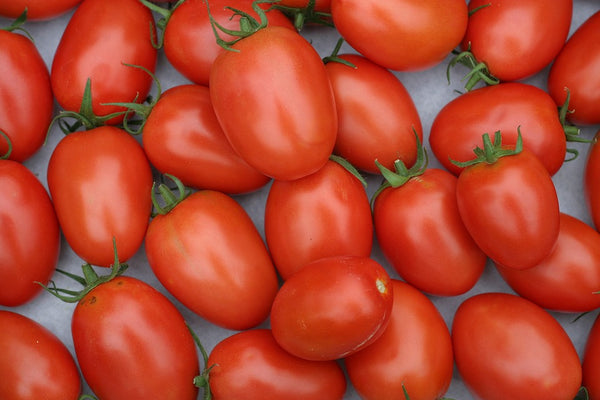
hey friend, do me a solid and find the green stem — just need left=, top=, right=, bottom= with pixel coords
left=329, top=154, right=367, bottom=187
left=322, top=37, right=356, bottom=68
left=1, top=8, right=33, bottom=41
left=151, top=174, right=191, bottom=217
left=138, top=0, right=186, bottom=48
left=0, top=130, right=13, bottom=160
left=268, top=0, right=334, bottom=31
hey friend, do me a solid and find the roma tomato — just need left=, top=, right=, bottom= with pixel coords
left=145, top=185, right=279, bottom=330
left=324, top=54, right=423, bottom=174
left=344, top=280, right=454, bottom=400
left=452, top=292, right=582, bottom=400
left=270, top=256, right=393, bottom=361
left=204, top=329, right=346, bottom=400
left=47, top=126, right=153, bottom=267
left=0, top=160, right=60, bottom=306
left=264, top=159, right=373, bottom=280
left=331, top=0, right=468, bottom=71
left=0, top=0, right=82, bottom=19
left=585, top=130, right=600, bottom=231
left=142, top=84, right=270, bottom=194
left=0, top=311, right=81, bottom=400
left=209, top=25, right=337, bottom=181
left=583, top=313, right=600, bottom=400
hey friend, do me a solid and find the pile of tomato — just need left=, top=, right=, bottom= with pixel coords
left=1, top=0, right=600, bottom=399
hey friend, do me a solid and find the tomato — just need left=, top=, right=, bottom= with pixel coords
left=270, top=255, right=393, bottom=361
left=324, top=53, right=423, bottom=174
left=204, top=329, right=346, bottom=399
left=50, top=0, right=157, bottom=124
left=496, top=213, right=600, bottom=313
left=548, top=10, right=600, bottom=126
left=461, top=0, right=572, bottom=82
left=47, top=126, right=153, bottom=267
left=0, top=160, right=60, bottom=306
left=142, top=84, right=270, bottom=194
left=264, top=159, right=373, bottom=280
left=585, top=130, right=600, bottom=231
left=210, top=25, right=337, bottom=180
left=344, top=280, right=453, bottom=400
left=331, top=0, right=468, bottom=71
left=145, top=187, right=279, bottom=330
left=452, top=292, right=582, bottom=400
left=0, top=310, right=81, bottom=400
left=0, top=0, right=82, bottom=19
left=429, top=82, right=568, bottom=177
left=583, top=312, right=600, bottom=400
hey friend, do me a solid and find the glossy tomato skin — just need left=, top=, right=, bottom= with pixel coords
left=331, top=0, right=468, bottom=71
left=496, top=213, right=600, bottom=313
left=452, top=292, right=582, bottom=400
left=0, top=161, right=60, bottom=306
left=264, top=160, right=373, bottom=280
left=51, top=0, right=157, bottom=123
left=142, top=84, right=270, bottom=194
left=207, top=329, right=346, bottom=400
left=0, top=30, right=53, bottom=162
left=548, top=10, right=600, bottom=125
left=429, top=82, right=567, bottom=176
left=583, top=313, right=600, bottom=400
left=345, top=280, right=453, bottom=400
left=72, top=276, right=199, bottom=399
left=270, top=256, right=393, bottom=361
left=456, top=149, right=560, bottom=270
left=374, top=168, right=486, bottom=296
left=463, top=0, right=572, bottom=82
left=324, top=54, right=422, bottom=173
left=585, top=131, right=600, bottom=230
left=47, top=126, right=153, bottom=267
left=210, top=26, right=337, bottom=181
left=145, top=190, right=279, bottom=330
left=0, top=0, right=82, bottom=19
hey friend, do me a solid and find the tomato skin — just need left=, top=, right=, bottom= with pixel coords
left=583, top=313, right=600, bottom=400
left=463, top=0, right=572, bottom=82
left=264, top=160, right=373, bottom=280
left=548, top=10, right=600, bottom=125
left=47, top=126, right=153, bottom=267
left=145, top=190, right=279, bottom=330
left=209, top=26, right=337, bottom=181
left=429, top=82, right=567, bottom=177
left=324, top=54, right=423, bottom=174
left=72, top=276, right=199, bottom=399
left=0, top=30, right=53, bottom=162
left=345, top=280, right=453, bottom=400
left=374, top=168, right=486, bottom=296
left=0, top=310, right=81, bottom=400
left=142, top=84, right=270, bottom=194
left=331, top=0, right=468, bottom=71
left=270, top=256, right=393, bottom=361
left=0, top=161, right=60, bottom=306
left=586, top=131, right=600, bottom=231
left=207, top=329, right=346, bottom=400
left=0, top=0, right=82, bottom=19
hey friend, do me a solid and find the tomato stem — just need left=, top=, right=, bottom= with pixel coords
left=0, top=129, right=13, bottom=160
left=447, top=46, right=499, bottom=91
left=138, top=0, right=185, bottom=49
left=1, top=8, right=34, bottom=41
left=329, top=154, right=367, bottom=187
left=450, top=128, right=523, bottom=168
left=322, top=37, right=357, bottom=68
left=151, top=174, right=191, bottom=216
left=268, top=0, right=334, bottom=31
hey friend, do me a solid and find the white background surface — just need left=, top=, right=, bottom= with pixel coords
left=2, top=1, right=600, bottom=399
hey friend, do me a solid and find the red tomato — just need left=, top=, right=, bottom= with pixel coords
left=585, top=130, right=600, bottom=231
left=452, top=292, right=582, bottom=400
left=324, top=54, right=423, bottom=174
left=429, top=82, right=568, bottom=177
left=373, top=167, right=486, bottom=296
left=47, top=126, right=153, bottom=267
left=209, top=25, right=337, bottom=181
left=205, top=329, right=346, bottom=399
left=331, top=0, right=468, bottom=71
left=142, top=84, right=270, bottom=194
left=264, top=159, right=373, bottom=280
left=270, top=256, right=393, bottom=361
left=145, top=189, right=279, bottom=330
left=0, top=160, right=60, bottom=306
left=583, top=312, right=600, bottom=400
left=496, top=213, right=600, bottom=313
left=50, top=0, right=157, bottom=124
left=0, top=0, right=82, bottom=19
left=461, top=0, right=572, bottom=82
left=344, top=280, right=454, bottom=400
left=72, top=276, right=199, bottom=399
left=548, top=10, right=600, bottom=125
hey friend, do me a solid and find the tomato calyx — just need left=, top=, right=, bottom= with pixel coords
left=151, top=174, right=192, bottom=217
left=1, top=8, right=33, bottom=41
left=0, top=129, right=13, bottom=159
left=138, top=0, right=185, bottom=49
left=447, top=45, right=500, bottom=92
left=559, top=88, right=592, bottom=162
left=451, top=128, right=523, bottom=169
left=268, top=0, right=333, bottom=31
left=188, top=325, right=216, bottom=400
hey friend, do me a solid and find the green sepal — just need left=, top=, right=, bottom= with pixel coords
left=450, top=128, right=523, bottom=169
left=151, top=174, right=192, bottom=217
left=329, top=154, right=367, bottom=187
left=268, top=0, right=333, bottom=31
left=0, top=130, right=13, bottom=160
left=1, top=8, right=33, bottom=41
left=138, top=0, right=186, bottom=49
left=446, top=45, right=500, bottom=91
left=188, top=323, right=216, bottom=400
left=322, top=37, right=357, bottom=68
left=575, top=387, right=589, bottom=400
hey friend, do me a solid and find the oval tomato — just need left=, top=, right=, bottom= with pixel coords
left=583, top=312, right=600, bottom=400
left=0, top=0, right=82, bottom=19
left=0, top=310, right=81, bottom=400
left=0, top=160, right=60, bottom=306
left=47, top=126, right=153, bottom=267
left=270, top=255, right=393, bottom=361
left=452, top=292, right=582, bottom=400
left=331, top=0, right=468, bottom=71
left=344, top=280, right=454, bottom=400
left=585, top=130, right=600, bottom=231
left=264, top=159, right=373, bottom=280
left=205, top=329, right=346, bottom=400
